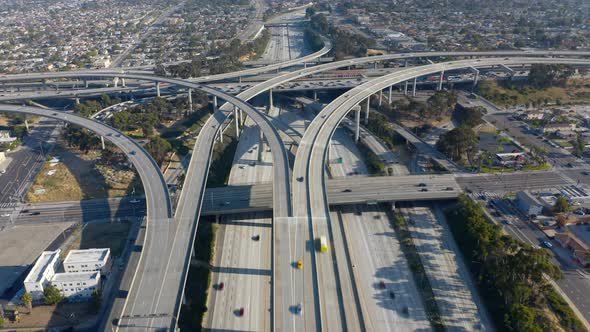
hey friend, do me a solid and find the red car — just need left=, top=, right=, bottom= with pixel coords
left=239, top=307, right=245, bottom=317
left=218, top=282, right=224, bottom=290
left=379, top=281, right=386, bottom=289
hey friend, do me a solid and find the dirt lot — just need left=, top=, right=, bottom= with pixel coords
left=62, top=221, right=131, bottom=258
left=3, top=301, right=95, bottom=329
left=26, top=142, right=137, bottom=203
left=478, top=78, right=590, bottom=107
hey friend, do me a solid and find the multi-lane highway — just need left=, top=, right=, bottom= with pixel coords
left=292, top=56, right=590, bottom=332
left=2, top=50, right=590, bottom=331
left=0, top=70, right=294, bottom=331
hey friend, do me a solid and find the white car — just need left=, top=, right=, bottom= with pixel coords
left=130, top=199, right=140, bottom=204
left=1, top=213, right=10, bottom=217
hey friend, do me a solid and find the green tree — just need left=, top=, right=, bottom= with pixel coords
left=436, top=127, right=479, bottom=163
left=43, top=285, right=64, bottom=305
left=505, top=304, right=542, bottom=332
left=453, top=105, right=484, bottom=128
left=571, top=134, right=585, bottom=158
left=91, top=289, right=102, bottom=312
left=21, top=292, right=32, bottom=311
left=554, top=196, right=570, bottom=213
left=145, top=136, right=172, bottom=165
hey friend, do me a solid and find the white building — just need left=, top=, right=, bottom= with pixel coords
left=0, top=130, right=16, bottom=143
left=51, top=272, right=100, bottom=300
left=23, top=250, right=61, bottom=300
left=516, top=191, right=544, bottom=217
left=63, top=248, right=110, bottom=274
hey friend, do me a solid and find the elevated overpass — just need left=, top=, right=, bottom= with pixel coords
left=202, top=174, right=459, bottom=215
left=0, top=104, right=173, bottom=330
left=3, top=50, right=590, bottom=331
left=293, top=56, right=590, bottom=332
left=0, top=70, right=292, bottom=331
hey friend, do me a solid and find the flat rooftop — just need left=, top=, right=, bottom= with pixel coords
left=63, top=248, right=109, bottom=264
left=52, top=271, right=99, bottom=282
left=24, top=249, right=61, bottom=284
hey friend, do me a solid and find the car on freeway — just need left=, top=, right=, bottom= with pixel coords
left=444, top=187, right=454, bottom=191
left=130, top=151, right=136, bottom=155
left=296, top=176, right=304, bottom=182
left=1, top=213, right=10, bottom=217
left=252, top=234, right=260, bottom=241
left=295, top=303, right=303, bottom=316
left=238, top=307, right=245, bottom=317
left=418, top=183, right=427, bottom=187
left=543, top=241, right=553, bottom=248
left=130, top=199, right=140, bottom=204
left=30, top=211, right=40, bottom=215
left=389, top=291, right=395, bottom=299
left=218, top=282, right=224, bottom=291
left=501, top=219, right=511, bottom=225
left=297, top=260, right=304, bottom=269
left=420, top=188, right=428, bottom=192
left=379, top=280, right=386, bottom=289
left=342, top=189, right=352, bottom=192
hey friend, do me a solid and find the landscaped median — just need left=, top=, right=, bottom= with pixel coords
left=445, top=194, right=586, bottom=331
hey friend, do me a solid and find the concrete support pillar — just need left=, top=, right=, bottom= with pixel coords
left=313, top=90, right=317, bottom=101
left=218, top=129, right=223, bottom=144
left=404, top=81, right=408, bottom=95
left=234, top=107, right=240, bottom=138
left=238, top=76, right=242, bottom=83
left=373, top=62, right=377, bottom=70
left=84, top=80, right=88, bottom=88
left=213, top=95, right=218, bottom=112
left=1, top=82, right=5, bottom=92
left=188, top=88, right=193, bottom=113
left=121, top=78, right=126, bottom=88
left=404, top=59, right=408, bottom=67
left=438, top=71, right=445, bottom=91
left=413, top=77, right=417, bottom=97
left=473, top=71, right=480, bottom=91
left=269, top=88, right=273, bottom=110
left=365, top=97, right=370, bottom=125
left=156, top=82, right=161, bottom=97
left=75, top=98, right=80, bottom=104
left=24, top=120, right=30, bottom=132
left=355, top=106, right=361, bottom=142
left=388, top=85, right=393, bottom=103
left=379, top=90, right=383, bottom=107
left=304, top=62, right=307, bottom=69
left=113, top=77, right=119, bottom=88
left=101, top=136, right=105, bottom=150
left=258, top=129, right=264, bottom=162
left=239, top=109, right=243, bottom=125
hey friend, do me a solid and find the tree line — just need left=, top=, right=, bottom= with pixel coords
left=158, top=29, right=271, bottom=79
left=309, top=12, right=376, bottom=59
left=446, top=195, right=584, bottom=331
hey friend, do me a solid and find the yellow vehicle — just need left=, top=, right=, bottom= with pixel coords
left=297, top=259, right=304, bottom=269
left=320, top=236, right=328, bottom=253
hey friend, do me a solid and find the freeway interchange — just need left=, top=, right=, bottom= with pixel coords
left=0, top=49, right=590, bottom=332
